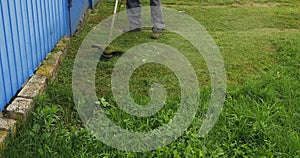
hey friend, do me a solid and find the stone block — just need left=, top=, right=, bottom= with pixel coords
left=18, top=74, right=47, bottom=98
left=6, top=98, right=34, bottom=120
left=36, top=53, right=61, bottom=80
left=0, top=131, right=8, bottom=149
left=0, top=118, right=16, bottom=132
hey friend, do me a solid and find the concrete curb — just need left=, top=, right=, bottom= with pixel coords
left=0, top=38, right=69, bottom=148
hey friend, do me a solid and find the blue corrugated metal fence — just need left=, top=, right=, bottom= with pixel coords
left=0, top=0, right=100, bottom=111
left=67, top=0, right=90, bottom=36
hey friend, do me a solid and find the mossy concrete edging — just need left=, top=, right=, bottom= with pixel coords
left=0, top=38, right=70, bottom=148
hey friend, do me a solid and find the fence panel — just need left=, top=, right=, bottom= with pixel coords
left=0, top=0, right=101, bottom=110
left=90, top=0, right=101, bottom=8
left=0, top=0, right=67, bottom=111
left=67, top=0, right=90, bottom=36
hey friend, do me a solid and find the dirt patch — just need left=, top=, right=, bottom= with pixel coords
left=164, top=2, right=287, bottom=8
left=253, top=28, right=300, bottom=33
left=230, top=2, right=285, bottom=7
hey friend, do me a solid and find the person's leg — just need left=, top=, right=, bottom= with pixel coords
left=150, top=0, right=165, bottom=32
left=126, top=0, right=142, bottom=31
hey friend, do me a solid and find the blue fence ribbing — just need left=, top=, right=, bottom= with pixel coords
left=0, top=0, right=68, bottom=111
left=0, top=0, right=101, bottom=111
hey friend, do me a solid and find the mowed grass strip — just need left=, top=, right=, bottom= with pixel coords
left=1, top=0, right=299, bottom=157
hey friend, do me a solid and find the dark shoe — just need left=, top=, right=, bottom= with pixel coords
left=101, top=53, right=113, bottom=58
left=127, top=28, right=142, bottom=32
left=151, top=31, right=163, bottom=39
left=91, top=44, right=113, bottom=58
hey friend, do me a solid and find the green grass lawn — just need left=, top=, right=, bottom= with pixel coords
left=2, top=0, right=300, bottom=157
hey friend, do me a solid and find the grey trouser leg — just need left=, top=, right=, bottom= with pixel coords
left=126, top=0, right=165, bottom=32
left=126, top=0, right=142, bottom=30
left=150, top=0, right=165, bottom=32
